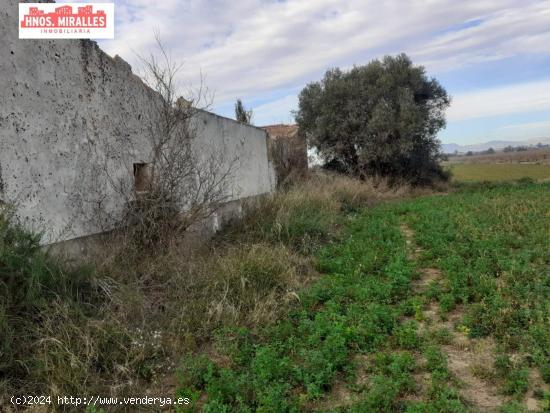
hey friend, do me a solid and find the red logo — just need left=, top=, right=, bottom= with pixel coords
left=21, top=5, right=107, bottom=29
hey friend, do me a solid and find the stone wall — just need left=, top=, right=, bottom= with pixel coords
left=0, top=0, right=276, bottom=244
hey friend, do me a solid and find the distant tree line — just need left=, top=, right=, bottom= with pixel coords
left=452, top=143, right=550, bottom=157
left=464, top=147, right=496, bottom=156
left=502, top=144, right=549, bottom=153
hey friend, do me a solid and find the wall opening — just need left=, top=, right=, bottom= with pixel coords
left=133, top=163, right=152, bottom=194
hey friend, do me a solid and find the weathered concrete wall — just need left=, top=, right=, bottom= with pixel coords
left=0, top=0, right=276, bottom=244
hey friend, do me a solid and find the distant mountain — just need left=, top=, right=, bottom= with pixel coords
left=441, top=138, right=550, bottom=154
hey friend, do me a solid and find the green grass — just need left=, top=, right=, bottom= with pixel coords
left=178, top=181, right=550, bottom=412
left=448, top=163, right=550, bottom=182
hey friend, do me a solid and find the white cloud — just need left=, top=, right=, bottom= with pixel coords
left=252, top=94, right=298, bottom=126
left=499, top=120, right=550, bottom=131
left=447, top=80, right=550, bottom=121
left=413, top=2, right=550, bottom=72
left=87, top=0, right=550, bottom=122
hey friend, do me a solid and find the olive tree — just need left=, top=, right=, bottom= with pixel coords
left=296, top=54, right=450, bottom=184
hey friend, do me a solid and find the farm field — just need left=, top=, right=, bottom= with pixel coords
left=446, top=149, right=550, bottom=165
left=448, top=163, right=550, bottom=182
left=180, top=182, right=550, bottom=412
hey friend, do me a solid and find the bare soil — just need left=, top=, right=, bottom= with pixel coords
left=401, top=224, right=507, bottom=412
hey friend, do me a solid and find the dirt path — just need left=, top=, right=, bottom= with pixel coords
left=400, top=223, right=506, bottom=412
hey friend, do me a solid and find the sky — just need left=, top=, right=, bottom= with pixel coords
left=73, top=0, right=550, bottom=145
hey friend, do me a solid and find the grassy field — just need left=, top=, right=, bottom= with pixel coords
left=448, top=163, right=550, bottom=182
left=2, top=177, right=549, bottom=412
left=447, top=149, right=550, bottom=165
left=179, top=182, right=550, bottom=412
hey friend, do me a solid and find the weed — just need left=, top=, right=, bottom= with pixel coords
left=540, top=363, right=550, bottom=384
left=502, top=368, right=530, bottom=397
left=176, top=181, right=549, bottom=411
left=424, top=346, right=448, bottom=375
left=494, top=354, right=513, bottom=378
left=438, top=293, right=456, bottom=315
left=470, top=364, right=495, bottom=381
left=498, top=401, right=528, bottom=413
left=432, top=328, right=453, bottom=345
left=395, top=321, right=421, bottom=350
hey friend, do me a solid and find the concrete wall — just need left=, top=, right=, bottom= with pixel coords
left=0, top=0, right=276, bottom=244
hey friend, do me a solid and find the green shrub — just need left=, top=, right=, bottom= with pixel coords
left=395, top=321, right=421, bottom=350
left=502, top=368, right=529, bottom=397
left=424, top=346, right=448, bottom=376
left=432, top=328, right=453, bottom=345
left=438, top=293, right=456, bottom=315
left=178, top=354, right=215, bottom=391
left=540, top=363, right=550, bottom=384
left=406, top=387, right=467, bottom=413
left=356, top=376, right=402, bottom=412
left=494, top=354, right=513, bottom=378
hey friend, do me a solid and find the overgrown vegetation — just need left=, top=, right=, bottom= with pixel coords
left=0, top=173, right=408, bottom=410
left=0, top=213, right=123, bottom=398
left=3, top=177, right=548, bottom=412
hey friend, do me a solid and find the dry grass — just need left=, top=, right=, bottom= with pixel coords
left=94, top=171, right=412, bottom=347
left=1, top=172, right=419, bottom=409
